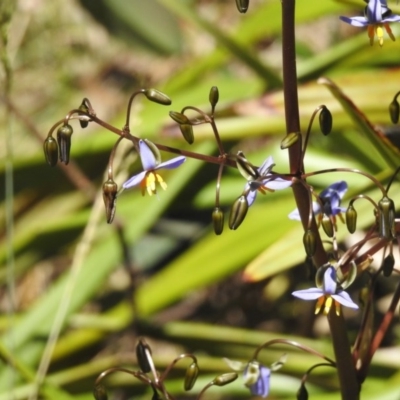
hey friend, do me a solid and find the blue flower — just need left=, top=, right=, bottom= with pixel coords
left=243, top=361, right=271, bottom=398
left=288, top=181, right=348, bottom=221
left=122, top=139, right=186, bottom=196
left=244, top=156, right=292, bottom=206
left=340, top=0, right=400, bottom=46
left=292, top=265, right=359, bottom=316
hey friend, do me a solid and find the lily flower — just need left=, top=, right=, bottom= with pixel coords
left=340, top=0, right=400, bottom=46
left=243, top=156, right=292, bottom=206
left=288, top=181, right=348, bottom=222
left=122, top=139, right=186, bottom=196
left=292, top=265, right=359, bottom=316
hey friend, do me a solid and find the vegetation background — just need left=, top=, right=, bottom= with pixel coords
left=1, top=0, right=400, bottom=399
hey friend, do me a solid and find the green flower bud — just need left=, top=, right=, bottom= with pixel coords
left=382, top=253, right=395, bottom=277
left=78, top=103, right=90, bottom=128
left=179, top=124, right=194, bottom=144
left=235, top=0, right=249, bottom=13
left=297, top=384, right=308, bottom=400
left=136, top=338, right=152, bottom=373
left=102, top=178, right=118, bottom=224
left=229, top=195, right=248, bottom=230
left=319, top=106, right=332, bottom=136
left=93, top=384, right=108, bottom=400
left=389, top=98, right=399, bottom=124
left=377, top=196, right=395, bottom=239
left=212, top=207, right=224, bottom=235
left=144, top=89, right=171, bottom=105
left=213, top=372, right=238, bottom=386
left=280, top=132, right=300, bottom=149
left=209, top=86, right=219, bottom=110
left=303, top=229, right=316, bottom=257
left=43, top=136, right=58, bottom=167
left=169, top=111, right=190, bottom=124
left=57, top=124, right=73, bottom=165
left=184, top=362, right=199, bottom=391
left=321, top=214, right=334, bottom=237
left=236, top=151, right=258, bottom=180
left=345, top=204, right=357, bottom=234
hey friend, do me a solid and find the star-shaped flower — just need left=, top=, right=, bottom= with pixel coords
left=122, top=139, right=186, bottom=196
left=244, top=156, right=292, bottom=206
left=292, top=265, right=359, bottom=316
left=288, top=181, right=348, bottom=222
left=340, top=0, right=400, bottom=46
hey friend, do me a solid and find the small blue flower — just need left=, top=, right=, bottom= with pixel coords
left=288, top=181, right=348, bottom=221
left=243, top=361, right=271, bottom=398
left=340, top=0, right=400, bottom=46
left=122, top=139, right=186, bottom=196
left=292, top=265, right=359, bottom=316
left=244, top=156, right=292, bottom=206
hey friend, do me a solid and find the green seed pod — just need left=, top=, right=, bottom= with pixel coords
left=102, top=178, right=118, bottom=224
left=235, top=0, right=249, bottom=13
left=236, top=151, right=258, bottom=180
left=297, top=384, right=308, bottom=400
left=184, top=362, right=199, bottom=391
left=93, top=384, right=108, bottom=400
left=78, top=102, right=90, bottom=128
left=303, top=229, right=316, bottom=257
left=209, top=86, right=219, bottom=110
left=377, top=196, right=395, bottom=239
left=43, top=136, right=59, bottom=167
left=143, top=139, right=162, bottom=166
left=229, top=195, right=248, bottom=230
left=144, top=88, right=171, bottom=105
left=389, top=98, right=400, bottom=124
left=213, top=372, right=238, bottom=386
left=345, top=204, right=357, bottom=234
left=169, top=111, right=190, bottom=125
left=57, top=124, right=73, bottom=165
left=321, top=214, right=334, bottom=238
left=382, top=253, right=395, bottom=277
left=212, top=207, right=224, bottom=235
left=280, top=132, right=300, bottom=149
left=319, top=106, right=333, bottom=135
left=179, top=124, right=194, bottom=144
left=136, top=338, right=152, bottom=373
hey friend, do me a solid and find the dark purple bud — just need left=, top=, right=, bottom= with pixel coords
left=319, top=106, right=332, bottom=135
left=383, top=253, right=395, bottom=277
left=179, top=124, right=194, bottom=144
left=136, top=338, right=152, bottom=373
left=303, top=229, right=316, bottom=257
left=78, top=102, right=90, bottom=128
left=235, top=0, right=249, bottom=13
left=184, top=362, right=199, bottom=391
left=280, top=132, right=300, bottom=149
left=297, top=384, right=308, bottom=400
left=93, top=384, right=108, bottom=400
left=229, top=195, right=248, bottom=230
left=144, top=89, right=171, bottom=105
left=56, top=124, right=73, bottom=165
left=389, top=98, right=399, bottom=124
left=213, top=372, right=238, bottom=386
left=169, top=111, right=190, bottom=124
left=102, top=179, right=118, bottom=224
left=378, top=196, right=395, bottom=239
left=212, top=207, right=224, bottom=235
left=345, top=205, right=357, bottom=234
left=43, top=136, right=59, bottom=167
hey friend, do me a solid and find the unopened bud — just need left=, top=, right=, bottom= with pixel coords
left=169, top=111, right=190, bottom=124
left=321, top=214, right=334, bottom=237
left=136, top=338, right=152, bottom=373
left=378, top=196, right=395, bottom=239
left=303, top=229, right=316, bottom=257
left=43, top=136, right=59, bottom=167
left=229, top=195, right=248, bottom=230
left=280, top=132, right=300, bottom=149
left=57, top=124, right=73, bottom=165
left=212, top=207, right=224, bottom=235
left=297, top=384, right=308, bottom=400
left=235, top=0, right=249, bottom=13
left=93, top=384, right=108, bottom=400
left=345, top=204, right=357, bottom=234
left=382, top=253, right=395, bottom=277
left=213, top=372, right=238, bottom=386
left=209, top=86, right=219, bottom=110
left=102, top=179, right=118, bottom=223
left=144, top=89, right=171, bottom=105
left=179, top=124, right=194, bottom=144
left=389, top=98, right=400, bottom=124
left=319, top=106, right=332, bottom=135
left=236, top=151, right=258, bottom=180
left=184, top=362, right=199, bottom=391
left=78, top=103, right=90, bottom=128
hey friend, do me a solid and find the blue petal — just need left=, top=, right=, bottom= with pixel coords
left=122, top=170, right=147, bottom=189
left=323, top=266, right=337, bottom=295
left=292, top=288, right=324, bottom=300
left=156, top=155, right=186, bottom=170
left=339, top=16, right=369, bottom=27
left=367, top=0, right=382, bottom=23
left=264, top=177, right=292, bottom=190
left=139, top=140, right=157, bottom=171
left=332, top=291, right=359, bottom=309
left=382, top=15, right=400, bottom=22
left=258, top=156, right=274, bottom=176
left=288, top=201, right=321, bottom=221
left=320, top=181, right=348, bottom=201
left=246, top=185, right=257, bottom=206
left=250, top=365, right=271, bottom=398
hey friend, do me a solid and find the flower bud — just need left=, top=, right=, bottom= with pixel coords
left=102, top=179, right=118, bottom=224
left=179, top=124, right=194, bottom=144
left=236, top=151, right=258, bottom=180
left=43, top=136, right=59, bottom=167
left=235, top=0, right=249, bottom=13
left=209, top=86, right=219, bottom=110
left=382, top=253, right=395, bottom=277
left=213, top=372, right=238, bottom=386
left=57, top=124, right=73, bottom=165
left=229, top=195, right=248, bottom=230
left=169, top=111, right=190, bottom=124
left=297, top=384, right=308, bottom=400
left=280, top=132, right=300, bottom=149
left=136, top=338, right=152, bottom=373
left=212, top=207, right=224, bottom=235
left=144, top=89, right=171, bottom=105
left=389, top=98, right=399, bottom=124
left=345, top=204, right=357, bottom=234
left=93, top=384, right=108, bottom=400
left=184, top=362, right=199, bottom=391
left=377, top=196, right=395, bottom=239
left=321, top=214, right=334, bottom=237
left=319, top=106, right=332, bottom=135
left=303, top=229, right=316, bottom=257
left=78, top=102, right=90, bottom=128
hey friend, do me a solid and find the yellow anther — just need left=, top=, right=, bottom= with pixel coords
left=141, top=172, right=168, bottom=196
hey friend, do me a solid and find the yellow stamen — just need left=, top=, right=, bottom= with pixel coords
left=315, top=296, right=326, bottom=314
left=376, top=25, right=384, bottom=46
left=323, top=296, right=333, bottom=315
left=141, top=172, right=168, bottom=196
left=384, top=23, right=396, bottom=42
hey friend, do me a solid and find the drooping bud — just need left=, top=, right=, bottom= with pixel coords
left=235, top=0, right=249, bottom=13
left=43, top=136, right=59, bottom=167
left=377, top=196, right=395, bottom=239
left=57, top=124, right=73, bottom=165
left=212, top=207, right=224, bottom=235
left=102, top=178, right=118, bottom=223
left=389, top=98, right=400, bottom=124
left=229, top=195, right=248, bottom=230
left=209, top=86, right=219, bottom=111
left=382, top=253, right=395, bottom=277
left=345, top=204, right=357, bottom=234
left=297, top=384, right=308, bottom=400
left=280, top=132, right=300, bottom=149
left=136, top=338, right=152, bottom=373
left=321, top=214, right=334, bottom=237
left=303, top=229, right=316, bottom=257
left=93, top=384, right=108, bottom=400
left=169, top=111, right=190, bottom=124
left=213, top=372, right=238, bottom=386
left=144, top=89, right=171, bottom=105
left=179, top=124, right=194, bottom=144
left=184, top=362, right=199, bottom=391
left=236, top=151, right=258, bottom=180
left=143, top=139, right=162, bottom=166
left=319, top=106, right=333, bottom=135
left=78, top=102, right=90, bottom=128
